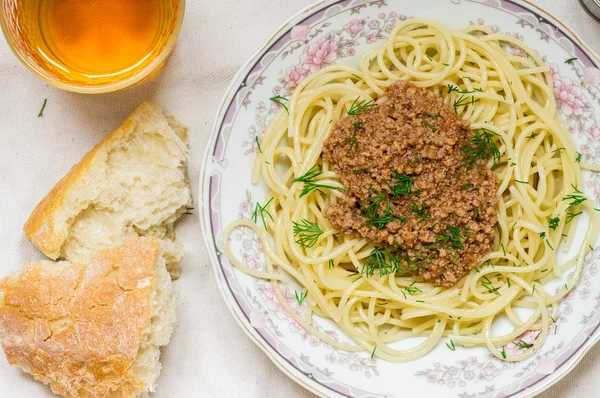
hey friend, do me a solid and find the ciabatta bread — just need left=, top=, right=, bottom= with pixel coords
left=24, top=102, right=192, bottom=277
left=0, top=237, right=176, bottom=397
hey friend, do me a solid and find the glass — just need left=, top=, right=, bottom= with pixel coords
left=1, top=0, right=185, bottom=94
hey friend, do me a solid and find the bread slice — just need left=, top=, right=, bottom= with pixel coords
left=0, top=237, right=176, bottom=398
left=24, top=102, right=192, bottom=278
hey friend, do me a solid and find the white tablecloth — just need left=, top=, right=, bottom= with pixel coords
left=0, top=1, right=599, bottom=397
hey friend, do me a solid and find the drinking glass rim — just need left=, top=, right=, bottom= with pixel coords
left=0, top=0, right=186, bottom=94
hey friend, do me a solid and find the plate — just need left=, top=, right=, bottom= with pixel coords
left=200, top=1, right=600, bottom=396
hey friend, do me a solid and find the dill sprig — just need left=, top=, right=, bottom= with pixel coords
left=538, top=231, right=546, bottom=239
left=251, top=197, right=274, bottom=229
left=460, top=128, right=501, bottom=169
left=294, top=290, right=308, bottom=306
left=294, top=165, right=322, bottom=183
left=270, top=95, right=289, bottom=113
left=566, top=211, right=583, bottom=225
left=548, top=217, right=560, bottom=230
left=293, top=219, right=324, bottom=248
left=363, top=247, right=391, bottom=277
left=453, top=95, right=479, bottom=113
left=293, top=165, right=343, bottom=198
left=348, top=97, right=376, bottom=115
left=563, top=185, right=586, bottom=211
left=424, top=111, right=439, bottom=119
left=447, top=84, right=483, bottom=95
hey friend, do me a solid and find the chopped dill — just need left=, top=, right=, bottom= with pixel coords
left=481, top=276, right=500, bottom=296
left=546, top=240, right=554, bottom=251
left=435, top=226, right=465, bottom=250
left=422, top=118, right=436, bottom=132
left=515, top=340, right=534, bottom=349
left=371, top=346, right=377, bottom=358
left=501, top=242, right=506, bottom=256
left=565, top=57, right=577, bottom=64
left=353, top=121, right=363, bottom=132
left=292, top=219, right=324, bottom=248
left=424, top=111, right=439, bottom=119
left=548, top=217, right=560, bottom=230
left=446, top=340, right=456, bottom=351
left=507, top=278, right=511, bottom=288
left=411, top=201, right=431, bottom=223
left=501, top=346, right=506, bottom=359
left=404, top=281, right=422, bottom=296
left=38, top=98, right=47, bottom=117
left=294, top=290, right=308, bottom=306
left=552, top=147, right=565, bottom=154
left=575, top=152, right=582, bottom=163
left=515, top=180, right=529, bottom=184
left=473, top=206, right=481, bottom=221
left=538, top=231, right=546, bottom=239
left=270, top=95, right=289, bottom=113
left=184, top=207, right=195, bottom=215
left=343, top=136, right=358, bottom=152
left=353, top=168, right=368, bottom=174
left=255, top=137, right=262, bottom=153
left=363, top=193, right=406, bottom=230
left=461, top=183, right=474, bottom=190
left=348, top=97, right=376, bottom=115
left=387, top=173, right=415, bottom=197
left=328, top=259, right=335, bottom=269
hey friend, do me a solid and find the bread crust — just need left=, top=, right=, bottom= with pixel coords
left=0, top=238, right=160, bottom=398
left=23, top=102, right=184, bottom=260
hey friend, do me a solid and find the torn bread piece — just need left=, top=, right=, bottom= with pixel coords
left=0, top=237, right=176, bottom=398
left=24, top=102, right=192, bottom=278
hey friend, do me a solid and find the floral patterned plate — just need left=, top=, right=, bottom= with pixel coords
left=200, top=1, right=600, bottom=397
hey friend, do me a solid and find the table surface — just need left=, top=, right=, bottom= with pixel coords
left=1, top=1, right=600, bottom=397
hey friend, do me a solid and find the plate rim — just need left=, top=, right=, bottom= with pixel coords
left=199, top=1, right=600, bottom=397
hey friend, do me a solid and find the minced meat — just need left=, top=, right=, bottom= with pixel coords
left=322, top=80, right=498, bottom=287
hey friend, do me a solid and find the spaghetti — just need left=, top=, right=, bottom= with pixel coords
left=224, top=19, right=599, bottom=362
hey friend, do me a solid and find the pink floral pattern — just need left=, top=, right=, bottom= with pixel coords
left=242, top=6, right=407, bottom=155
left=301, top=38, right=339, bottom=73
left=231, top=190, right=380, bottom=377
left=554, top=77, right=587, bottom=116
